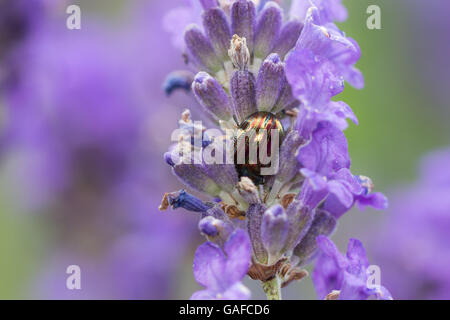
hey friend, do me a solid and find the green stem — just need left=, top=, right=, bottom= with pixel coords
left=262, top=276, right=282, bottom=300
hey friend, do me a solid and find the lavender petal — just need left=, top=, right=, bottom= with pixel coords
left=247, top=203, right=269, bottom=264
left=271, top=19, right=303, bottom=59
left=231, top=0, right=256, bottom=55
left=192, top=71, right=233, bottom=120
left=202, top=8, right=232, bottom=61
left=184, top=25, right=222, bottom=73
left=292, top=209, right=337, bottom=266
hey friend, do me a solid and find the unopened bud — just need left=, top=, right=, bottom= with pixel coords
left=228, top=34, right=250, bottom=70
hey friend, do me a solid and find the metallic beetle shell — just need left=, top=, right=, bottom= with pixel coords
left=234, top=112, right=284, bottom=185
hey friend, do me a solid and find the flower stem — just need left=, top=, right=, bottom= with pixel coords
left=262, top=275, right=282, bottom=300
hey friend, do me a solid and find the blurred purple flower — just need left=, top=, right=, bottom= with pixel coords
left=191, top=229, right=251, bottom=300
left=373, top=148, right=450, bottom=299
left=2, top=1, right=197, bottom=299
left=290, top=0, right=347, bottom=23
left=0, top=0, right=44, bottom=90
left=313, top=236, right=392, bottom=300
left=4, top=25, right=144, bottom=208
left=405, top=0, right=450, bottom=110
left=163, top=0, right=203, bottom=50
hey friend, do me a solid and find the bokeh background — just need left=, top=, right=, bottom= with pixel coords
left=0, top=0, right=448, bottom=299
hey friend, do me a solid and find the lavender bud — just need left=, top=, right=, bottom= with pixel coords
left=165, top=189, right=212, bottom=212
left=164, top=151, right=178, bottom=167
left=256, top=53, right=285, bottom=112
left=205, top=205, right=230, bottom=221
left=275, top=130, right=305, bottom=183
left=199, top=215, right=233, bottom=244
left=272, top=75, right=299, bottom=113
left=199, top=216, right=220, bottom=236
left=231, top=0, right=256, bottom=54
left=204, top=162, right=240, bottom=194
left=202, top=8, right=231, bottom=61
left=247, top=204, right=268, bottom=264
left=200, top=0, right=218, bottom=10
left=184, top=25, right=222, bottom=73
left=230, top=70, right=257, bottom=122
left=228, top=34, right=250, bottom=70
left=173, top=164, right=222, bottom=196
left=292, top=209, right=337, bottom=266
left=237, top=176, right=260, bottom=204
left=271, top=20, right=303, bottom=59
left=283, top=200, right=315, bottom=253
left=192, top=72, right=233, bottom=120
left=254, top=2, right=282, bottom=59
left=261, top=205, right=288, bottom=265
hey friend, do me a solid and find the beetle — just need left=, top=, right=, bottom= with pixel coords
left=234, top=111, right=284, bottom=185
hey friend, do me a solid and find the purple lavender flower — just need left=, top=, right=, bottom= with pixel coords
left=291, top=6, right=363, bottom=89
left=191, top=229, right=251, bottom=300
left=312, top=236, right=392, bottom=300
left=4, top=25, right=144, bottom=208
left=0, top=0, right=44, bottom=90
left=297, top=123, right=387, bottom=218
left=161, top=0, right=386, bottom=300
left=372, top=148, right=450, bottom=299
left=3, top=3, right=196, bottom=299
left=404, top=0, right=450, bottom=110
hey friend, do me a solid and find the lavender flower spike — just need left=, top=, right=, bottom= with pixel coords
left=191, top=229, right=251, bottom=300
left=162, top=0, right=387, bottom=300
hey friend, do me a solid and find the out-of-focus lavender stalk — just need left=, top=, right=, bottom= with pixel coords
left=372, top=148, right=450, bottom=300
